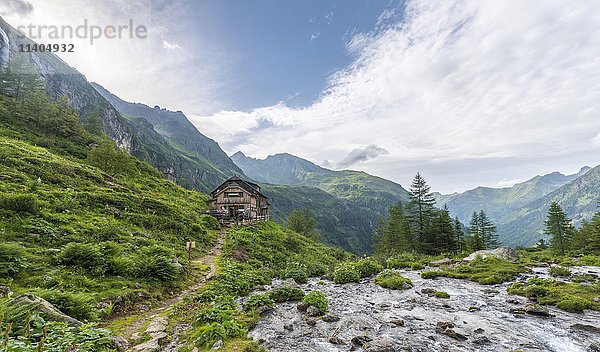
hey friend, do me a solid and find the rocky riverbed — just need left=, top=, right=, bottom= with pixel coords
left=248, top=267, right=600, bottom=352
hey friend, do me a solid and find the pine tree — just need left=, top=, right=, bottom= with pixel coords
left=373, top=202, right=413, bottom=258
left=83, top=107, right=104, bottom=136
left=479, top=210, right=499, bottom=249
left=543, top=202, right=574, bottom=256
left=453, top=217, right=464, bottom=252
left=287, top=209, right=319, bottom=241
left=432, top=206, right=457, bottom=254
left=467, top=211, right=484, bottom=251
left=572, top=212, right=600, bottom=254
left=406, top=173, right=436, bottom=253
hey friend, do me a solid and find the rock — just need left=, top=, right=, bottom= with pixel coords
left=364, top=337, right=397, bottom=352
left=0, top=285, right=12, bottom=297
left=436, top=321, right=468, bottom=341
left=471, top=335, right=491, bottom=345
left=329, top=336, right=346, bottom=345
left=421, top=288, right=436, bottom=295
left=590, top=342, right=600, bottom=352
left=145, top=316, right=168, bottom=333
left=134, top=339, right=160, bottom=352
left=390, top=319, right=405, bottom=327
left=256, top=305, right=272, bottom=315
left=111, top=336, right=130, bottom=352
left=570, top=324, right=600, bottom=334
left=306, top=306, right=321, bottom=317
left=305, top=317, right=317, bottom=326
left=283, top=324, right=293, bottom=331
left=7, top=294, right=82, bottom=326
left=463, top=247, right=518, bottom=262
left=429, top=258, right=452, bottom=267
left=468, top=306, right=480, bottom=312
left=322, top=313, right=340, bottom=322
left=274, top=278, right=299, bottom=289
left=482, top=288, right=499, bottom=295
left=474, top=328, right=485, bottom=334
left=351, top=335, right=373, bottom=347
left=211, top=339, right=223, bottom=349
left=171, top=257, right=185, bottom=272
left=522, top=304, right=551, bottom=317
left=506, top=298, right=522, bottom=304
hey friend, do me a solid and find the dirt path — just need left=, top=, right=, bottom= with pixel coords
left=116, top=232, right=225, bottom=350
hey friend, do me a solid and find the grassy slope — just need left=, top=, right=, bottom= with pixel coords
left=0, top=95, right=216, bottom=324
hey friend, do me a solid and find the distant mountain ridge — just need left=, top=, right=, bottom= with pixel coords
left=435, top=166, right=598, bottom=246
left=232, top=151, right=411, bottom=253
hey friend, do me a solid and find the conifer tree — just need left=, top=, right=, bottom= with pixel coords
left=406, top=173, right=436, bottom=253
left=373, top=202, right=412, bottom=257
left=571, top=212, right=600, bottom=254
left=467, top=211, right=484, bottom=251
left=432, top=206, right=457, bottom=254
left=479, top=210, right=499, bottom=249
left=543, top=202, right=574, bottom=256
left=287, top=209, right=319, bottom=241
left=453, top=217, right=464, bottom=251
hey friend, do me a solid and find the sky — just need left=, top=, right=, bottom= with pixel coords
left=2, top=0, right=600, bottom=193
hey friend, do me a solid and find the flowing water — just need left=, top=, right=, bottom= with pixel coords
left=249, top=267, right=600, bottom=352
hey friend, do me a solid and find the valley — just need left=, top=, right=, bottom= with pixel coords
left=0, top=4, right=599, bottom=352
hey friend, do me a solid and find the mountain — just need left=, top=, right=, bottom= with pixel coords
left=0, top=17, right=238, bottom=193
left=435, top=167, right=592, bottom=225
left=498, top=165, right=600, bottom=246
left=232, top=152, right=411, bottom=253
left=232, top=152, right=410, bottom=214
left=92, top=83, right=243, bottom=180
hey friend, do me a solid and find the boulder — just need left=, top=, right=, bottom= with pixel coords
left=322, top=313, right=340, bottom=322
left=111, top=336, right=130, bottom=352
left=328, top=336, right=346, bottom=345
left=7, top=294, right=82, bottom=326
left=351, top=335, right=373, bottom=347
left=436, top=321, right=468, bottom=341
left=0, top=285, right=11, bottom=297
left=429, top=258, right=452, bottom=267
left=511, top=304, right=551, bottom=317
left=570, top=324, right=600, bottom=334
left=364, top=337, right=398, bottom=352
left=463, top=247, right=518, bottom=262
left=211, top=339, right=223, bottom=349
left=306, top=306, right=321, bottom=317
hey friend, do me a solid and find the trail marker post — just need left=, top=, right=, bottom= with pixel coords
left=186, top=241, right=196, bottom=267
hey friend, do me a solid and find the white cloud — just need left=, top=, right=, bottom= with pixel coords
left=310, top=32, right=321, bottom=41
left=162, top=40, right=182, bottom=50
left=496, top=178, right=524, bottom=188
left=593, top=132, right=600, bottom=147
left=191, top=0, right=600, bottom=192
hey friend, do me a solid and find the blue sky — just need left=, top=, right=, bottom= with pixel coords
left=3, top=0, right=600, bottom=193
left=150, top=0, right=405, bottom=110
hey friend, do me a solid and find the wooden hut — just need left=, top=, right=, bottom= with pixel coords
left=208, top=176, right=269, bottom=222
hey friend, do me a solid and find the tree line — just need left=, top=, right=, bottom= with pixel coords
left=542, top=202, right=600, bottom=256
left=373, top=173, right=499, bottom=258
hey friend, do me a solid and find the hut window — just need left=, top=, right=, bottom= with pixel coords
left=225, top=192, right=242, bottom=197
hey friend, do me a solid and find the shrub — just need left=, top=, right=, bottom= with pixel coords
left=331, top=262, right=360, bottom=284
left=200, top=214, right=220, bottom=230
left=556, top=296, right=592, bottom=313
left=549, top=266, right=571, bottom=277
left=301, top=291, right=328, bottom=315
left=37, top=289, right=98, bottom=321
left=374, top=270, right=413, bottom=290
left=524, top=285, right=549, bottom=298
left=0, top=243, right=28, bottom=277
left=268, top=287, right=304, bottom=303
left=0, top=193, right=38, bottom=214
left=244, top=293, right=275, bottom=312
left=281, top=262, right=308, bottom=284
left=58, top=243, right=102, bottom=270
left=194, top=321, right=247, bottom=348
left=355, top=258, right=383, bottom=278
left=137, top=255, right=179, bottom=282
left=421, top=270, right=444, bottom=279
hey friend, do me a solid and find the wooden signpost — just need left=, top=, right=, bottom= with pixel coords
left=186, top=241, right=196, bottom=266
